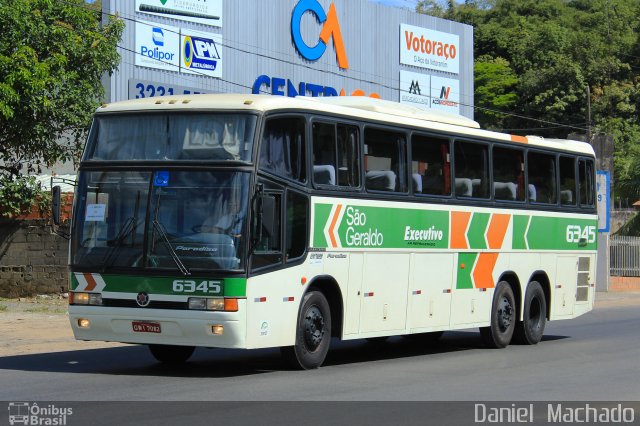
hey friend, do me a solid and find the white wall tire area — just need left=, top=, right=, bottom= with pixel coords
left=480, top=281, right=516, bottom=349
left=281, top=291, right=332, bottom=370
left=513, top=281, right=547, bottom=345
left=148, top=344, right=195, bottom=364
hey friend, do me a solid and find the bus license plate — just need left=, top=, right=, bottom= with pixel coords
left=132, top=321, right=161, bottom=333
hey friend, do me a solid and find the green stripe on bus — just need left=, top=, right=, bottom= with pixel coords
left=313, top=203, right=333, bottom=247
left=526, top=217, right=597, bottom=250
left=68, top=274, right=247, bottom=297
left=456, top=253, right=477, bottom=289
left=224, top=278, right=247, bottom=297
left=316, top=203, right=449, bottom=249
left=69, top=273, right=79, bottom=291
left=467, top=213, right=490, bottom=249
left=312, top=202, right=596, bottom=251
left=512, top=215, right=530, bottom=250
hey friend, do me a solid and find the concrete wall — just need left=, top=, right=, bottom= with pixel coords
left=0, top=219, right=69, bottom=297
left=611, top=210, right=638, bottom=235
left=0, top=195, right=73, bottom=298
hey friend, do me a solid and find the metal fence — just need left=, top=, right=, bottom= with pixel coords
left=610, top=236, right=640, bottom=277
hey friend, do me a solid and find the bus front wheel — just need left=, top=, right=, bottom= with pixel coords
left=281, top=291, right=332, bottom=370
left=513, top=281, right=547, bottom=345
left=148, top=344, right=195, bottom=364
left=480, top=281, right=516, bottom=349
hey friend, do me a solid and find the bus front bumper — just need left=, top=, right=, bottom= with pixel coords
left=69, top=303, right=247, bottom=348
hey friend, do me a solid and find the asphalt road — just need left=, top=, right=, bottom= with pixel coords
left=1, top=296, right=639, bottom=403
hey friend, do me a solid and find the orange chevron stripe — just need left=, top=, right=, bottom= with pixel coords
left=84, top=273, right=97, bottom=291
left=328, top=204, right=343, bottom=248
left=473, top=253, right=498, bottom=289
left=486, top=214, right=511, bottom=249
left=450, top=211, right=471, bottom=249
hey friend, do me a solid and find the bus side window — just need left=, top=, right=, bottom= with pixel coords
left=559, top=156, right=577, bottom=206
left=527, top=152, right=557, bottom=204
left=411, top=134, right=450, bottom=196
left=364, top=128, right=405, bottom=192
left=312, top=122, right=360, bottom=188
left=285, top=190, right=308, bottom=261
left=251, top=185, right=283, bottom=271
left=259, top=117, right=306, bottom=183
left=312, top=122, right=337, bottom=186
left=579, top=158, right=595, bottom=207
left=337, top=124, right=360, bottom=187
left=493, top=146, right=524, bottom=201
left=454, top=140, right=489, bottom=198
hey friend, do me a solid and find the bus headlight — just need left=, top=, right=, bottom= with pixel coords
left=206, top=298, right=225, bottom=311
left=188, top=297, right=236, bottom=311
left=188, top=298, right=206, bottom=310
left=72, top=292, right=102, bottom=306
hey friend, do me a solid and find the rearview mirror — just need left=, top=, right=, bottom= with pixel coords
left=51, top=185, right=61, bottom=226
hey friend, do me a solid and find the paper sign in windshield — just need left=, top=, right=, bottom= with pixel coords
left=85, top=204, right=106, bottom=222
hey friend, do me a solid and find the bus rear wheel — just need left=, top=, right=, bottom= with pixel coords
left=148, top=344, right=195, bottom=364
left=480, top=281, right=516, bottom=349
left=513, top=281, right=547, bottom=345
left=281, top=291, right=332, bottom=370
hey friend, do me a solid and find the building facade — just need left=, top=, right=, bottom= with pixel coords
left=104, top=0, right=474, bottom=118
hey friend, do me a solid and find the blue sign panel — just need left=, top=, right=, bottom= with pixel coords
left=596, top=171, right=610, bottom=232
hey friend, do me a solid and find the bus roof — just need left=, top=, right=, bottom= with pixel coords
left=97, top=94, right=595, bottom=156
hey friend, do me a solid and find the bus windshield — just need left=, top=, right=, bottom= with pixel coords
left=85, top=113, right=257, bottom=162
left=71, top=170, right=250, bottom=272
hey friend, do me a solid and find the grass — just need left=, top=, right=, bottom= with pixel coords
left=0, top=304, right=7, bottom=312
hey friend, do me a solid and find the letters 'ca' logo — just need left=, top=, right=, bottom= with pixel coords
left=291, top=0, right=349, bottom=69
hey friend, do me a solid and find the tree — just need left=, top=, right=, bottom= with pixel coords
left=420, top=0, right=640, bottom=213
left=0, top=0, right=123, bottom=216
left=473, top=56, right=517, bottom=130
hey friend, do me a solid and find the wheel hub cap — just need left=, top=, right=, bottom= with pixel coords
left=497, top=296, right=513, bottom=332
left=303, top=306, right=325, bottom=351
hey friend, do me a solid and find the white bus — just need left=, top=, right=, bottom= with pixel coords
left=56, top=94, right=597, bottom=369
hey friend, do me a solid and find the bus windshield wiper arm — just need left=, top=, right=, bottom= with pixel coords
left=102, top=216, right=135, bottom=271
left=152, top=219, right=191, bottom=276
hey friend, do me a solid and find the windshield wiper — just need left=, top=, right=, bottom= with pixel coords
left=101, top=190, right=142, bottom=271
left=152, top=219, right=191, bottom=276
left=101, top=216, right=136, bottom=271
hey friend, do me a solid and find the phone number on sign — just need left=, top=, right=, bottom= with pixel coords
left=133, top=83, right=205, bottom=99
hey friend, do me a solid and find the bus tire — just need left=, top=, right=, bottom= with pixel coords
left=513, top=281, right=547, bottom=345
left=148, top=344, right=195, bottom=364
left=480, top=281, right=516, bottom=349
left=281, top=291, right=332, bottom=370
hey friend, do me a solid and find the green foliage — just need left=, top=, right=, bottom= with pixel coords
left=474, top=56, right=517, bottom=129
left=614, top=213, right=640, bottom=237
left=0, top=176, right=43, bottom=217
left=0, top=0, right=123, bottom=213
left=419, top=0, right=640, bottom=202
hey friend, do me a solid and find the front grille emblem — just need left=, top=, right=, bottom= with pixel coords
left=136, top=292, right=150, bottom=307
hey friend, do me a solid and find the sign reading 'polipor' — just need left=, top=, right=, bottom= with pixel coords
left=400, top=24, right=459, bottom=74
